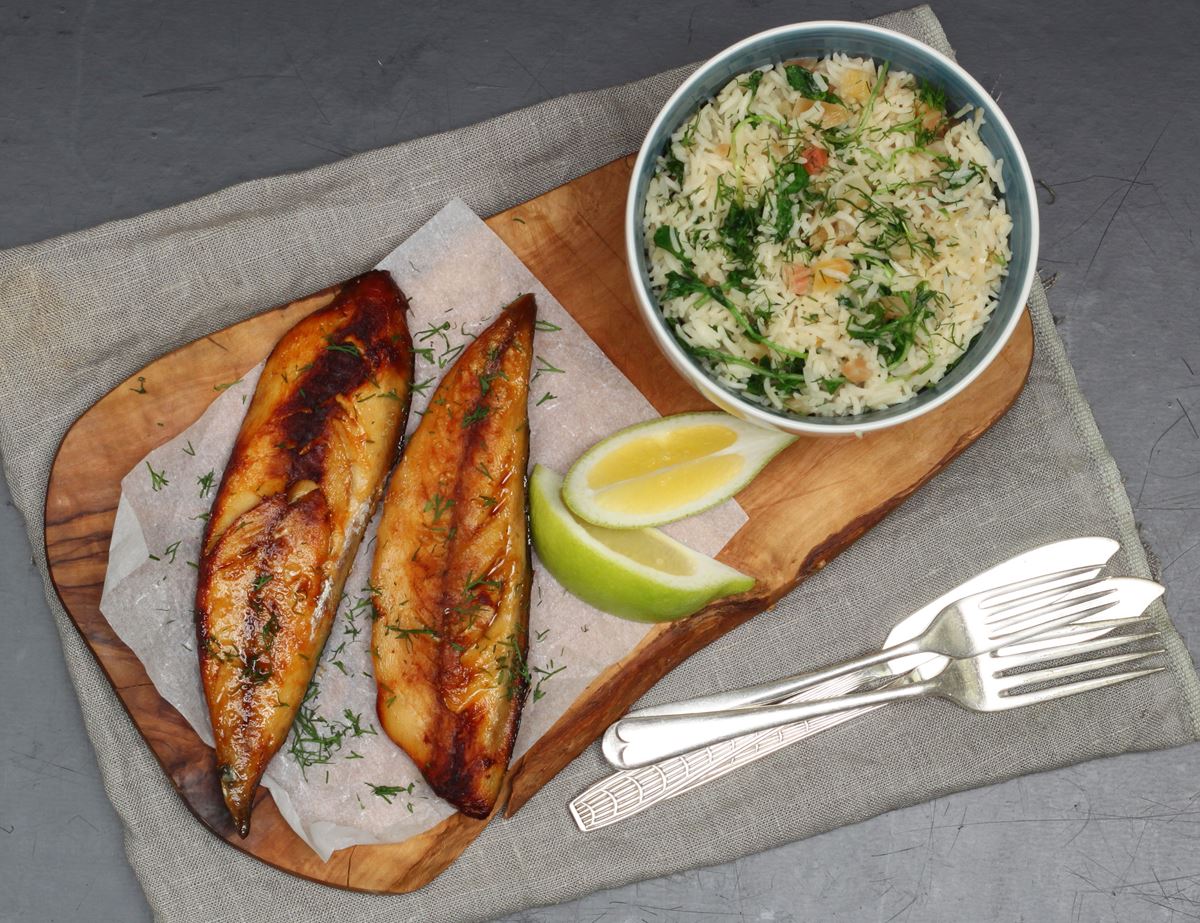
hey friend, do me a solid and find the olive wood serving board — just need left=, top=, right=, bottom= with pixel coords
left=45, top=155, right=1034, bottom=893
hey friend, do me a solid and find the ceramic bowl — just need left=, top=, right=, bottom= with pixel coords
left=624, top=21, right=1038, bottom=435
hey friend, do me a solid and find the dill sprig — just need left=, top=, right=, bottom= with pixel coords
left=423, top=493, right=454, bottom=523
left=324, top=336, right=361, bottom=357
left=494, top=634, right=529, bottom=701
left=530, top=659, right=567, bottom=702
left=287, top=683, right=377, bottom=777
left=146, top=462, right=169, bottom=492
left=532, top=355, right=566, bottom=381
left=365, top=781, right=415, bottom=805
left=462, top=404, right=490, bottom=427
left=383, top=623, right=440, bottom=649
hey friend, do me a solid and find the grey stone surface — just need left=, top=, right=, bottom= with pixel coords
left=0, top=1, right=1197, bottom=921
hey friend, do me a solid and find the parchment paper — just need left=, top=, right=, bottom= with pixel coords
left=98, top=200, right=747, bottom=861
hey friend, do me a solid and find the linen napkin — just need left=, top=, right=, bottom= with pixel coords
left=0, top=5, right=1196, bottom=922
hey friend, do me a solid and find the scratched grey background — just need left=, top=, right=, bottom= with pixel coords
left=1, top=0, right=1198, bottom=920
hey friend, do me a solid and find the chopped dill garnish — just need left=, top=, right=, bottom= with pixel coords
left=424, top=492, right=455, bottom=523
left=197, top=470, right=215, bottom=499
left=242, top=658, right=273, bottom=685
left=324, top=336, right=361, bottom=357
left=342, top=585, right=379, bottom=634
left=261, top=612, right=280, bottom=644
left=384, top=624, right=440, bottom=649
left=531, top=659, right=567, bottom=702
left=532, top=355, right=565, bottom=380
left=478, top=370, right=507, bottom=395
left=287, top=683, right=376, bottom=776
left=465, top=571, right=503, bottom=594
left=462, top=404, right=490, bottom=427
left=146, top=462, right=169, bottom=492
left=438, top=343, right=465, bottom=368
left=365, top=782, right=415, bottom=805
left=845, top=282, right=942, bottom=367
left=494, top=634, right=530, bottom=700
left=663, top=148, right=686, bottom=186
left=916, top=77, right=947, bottom=111
left=417, top=321, right=450, bottom=342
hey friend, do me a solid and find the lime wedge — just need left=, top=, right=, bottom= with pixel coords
left=562, top=412, right=795, bottom=529
left=530, top=465, right=754, bottom=622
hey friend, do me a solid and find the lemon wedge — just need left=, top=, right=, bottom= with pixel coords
left=530, top=465, right=754, bottom=622
left=561, top=412, right=795, bottom=529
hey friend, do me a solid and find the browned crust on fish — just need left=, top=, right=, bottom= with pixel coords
left=195, top=270, right=414, bottom=836
left=371, top=294, right=535, bottom=818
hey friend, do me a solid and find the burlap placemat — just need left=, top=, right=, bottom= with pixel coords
left=1, top=6, right=1197, bottom=921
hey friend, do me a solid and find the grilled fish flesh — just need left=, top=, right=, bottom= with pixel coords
left=196, top=270, right=414, bottom=836
left=371, top=294, right=535, bottom=818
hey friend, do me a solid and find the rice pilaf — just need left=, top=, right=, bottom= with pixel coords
left=643, top=55, right=1012, bottom=416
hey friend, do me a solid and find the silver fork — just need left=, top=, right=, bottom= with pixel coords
left=605, top=630, right=1164, bottom=769
left=575, top=575, right=1163, bottom=830
left=618, top=566, right=1118, bottom=725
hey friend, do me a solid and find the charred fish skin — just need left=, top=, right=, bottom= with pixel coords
left=371, top=294, right=536, bottom=819
left=195, top=270, right=414, bottom=837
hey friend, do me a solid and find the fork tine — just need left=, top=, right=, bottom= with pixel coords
left=978, top=567, right=1104, bottom=611
left=986, top=590, right=1119, bottom=631
left=1013, top=615, right=1155, bottom=643
left=992, top=666, right=1166, bottom=709
left=985, top=583, right=1115, bottom=624
left=974, top=580, right=1104, bottom=624
left=991, top=631, right=1159, bottom=669
left=994, top=650, right=1165, bottom=693
left=996, top=617, right=1156, bottom=656
left=990, top=600, right=1122, bottom=643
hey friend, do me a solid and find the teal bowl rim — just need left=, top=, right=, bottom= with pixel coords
left=624, top=21, right=1038, bottom=436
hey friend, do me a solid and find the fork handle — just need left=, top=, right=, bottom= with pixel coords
left=604, top=679, right=936, bottom=769
left=624, top=635, right=927, bottom=720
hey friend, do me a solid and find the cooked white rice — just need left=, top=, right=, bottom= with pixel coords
left=643, top=55, right=1012, bottom=416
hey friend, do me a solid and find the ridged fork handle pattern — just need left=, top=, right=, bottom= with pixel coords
left=571, top=672, right=889, bottom=831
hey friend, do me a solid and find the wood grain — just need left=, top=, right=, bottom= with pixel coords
left=44, top=155, right=1034, bottom=893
